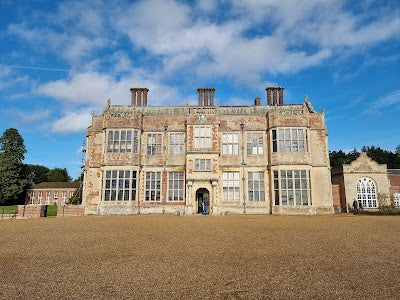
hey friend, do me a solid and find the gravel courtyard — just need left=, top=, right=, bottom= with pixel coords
left=1, top=215, right=399, bottom=299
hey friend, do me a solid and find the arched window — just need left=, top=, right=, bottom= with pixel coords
left=394, top=193, right=400, bottom=208
left=357, top=178, right=377, bottom=208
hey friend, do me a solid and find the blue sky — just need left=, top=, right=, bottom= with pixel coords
left=0, top=0, right=399, bottom=179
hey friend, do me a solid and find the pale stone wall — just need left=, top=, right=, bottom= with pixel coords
left=82, top=93, right=334, bottom=216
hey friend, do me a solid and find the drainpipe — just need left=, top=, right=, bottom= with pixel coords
left=240, top=123, right=246, bottom=214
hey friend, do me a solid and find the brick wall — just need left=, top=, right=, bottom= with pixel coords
left=57, top=205, right=85, bottom=217
left=331, top=184, right=341, bottom=212
left=17, top=205, right=46, bottom=218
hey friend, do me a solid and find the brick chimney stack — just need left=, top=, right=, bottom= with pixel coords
left=130, top=88, right=149, bottom=106
left=254, top=97, right=260, bottom=106
left=266, top=86, right=284, bottom=106
left=197, top=88, right=215, bottom=106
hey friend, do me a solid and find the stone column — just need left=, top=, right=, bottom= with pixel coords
left=212, top=179, right=218, bottom=215
left=186, top=180, right=193, bottom=215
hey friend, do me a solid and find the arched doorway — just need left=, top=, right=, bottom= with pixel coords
left=196, top=188, right=210, bottom=214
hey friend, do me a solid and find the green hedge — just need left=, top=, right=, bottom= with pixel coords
left=46, top=205, right=58, bottom=217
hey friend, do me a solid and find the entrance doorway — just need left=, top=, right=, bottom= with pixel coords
left=196, top=188, right=210, bottom=215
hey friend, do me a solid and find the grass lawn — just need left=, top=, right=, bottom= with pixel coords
left=0, top=205, right=17, bottom=214
left=0, top=215, right=399, bottom=299
left=46, top=204, right=57, bottom=217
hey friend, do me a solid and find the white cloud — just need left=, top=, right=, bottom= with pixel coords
left=36, top=70, right=184, bottom=107
left=364, top=90, right=400, bottom=117
left=51, top=110, right=92, bottom=134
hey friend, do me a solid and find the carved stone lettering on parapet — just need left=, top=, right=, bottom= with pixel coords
left=278, top=110, right=304, bottom=117
left=189, top=107, right=216, bottom=115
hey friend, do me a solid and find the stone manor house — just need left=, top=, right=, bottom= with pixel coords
left=82, top=86, right=334, bottom=215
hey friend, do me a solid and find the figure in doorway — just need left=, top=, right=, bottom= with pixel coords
left=352, top=199, right=358, bottom=214
left=203, top=195, right=209, bottom=215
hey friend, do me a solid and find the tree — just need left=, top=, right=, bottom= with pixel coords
left=0, top=128, right=28, bottom=204
left=46, top=168, right=71, bottom=182
left=24, top=164, right=50, bottom=184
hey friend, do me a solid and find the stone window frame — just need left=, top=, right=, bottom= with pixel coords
left=145, top=171, right=162, bottom=202
left=61, top=192, right=67, bottom=205
left=222, top=133, right=239, bottom=155
left=45, top=192, right=51, bottom=205
left=107, top=129, right=139, bottom=153
left=102, top=170, right=137, bottom=202
left=168, top=171, right=185, bottom=202
left=246, top=132, right=264, bottom=155
left=38, top=191, right=43, bottom=205
left=248, top=172, right=265, bottom=202
left=273, top=170, right=311, bottom=206
left=271, top=128, right=308, bottom=153
left=70, top=191, right=74, bottom=199
left=394, top=193, right=400, bottom=208
left=194, top=126, right=211, bottom=148
left=30, top=192, right=35, bottom=205
left=194, top=159, right=211, bottom=171
left=169, top=133, right=185, bottom=155
left=357, top=177, right=377, bottom=208
left=146, top=133, right=162, bottom=156
left=222, top=172, right=240, bottom=202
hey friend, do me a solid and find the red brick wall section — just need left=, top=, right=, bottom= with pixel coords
left=332, top=184, right=341, bottom=207
left=17, top=205, right=46, bottom=218
left=57, top=205, right=85, bottom=217
left=389, top=174, right=400, bottom=197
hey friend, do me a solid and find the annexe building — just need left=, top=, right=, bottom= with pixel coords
left=82, top=87, right=333, bottom=215
left=25, top=182, right=79, bottom=206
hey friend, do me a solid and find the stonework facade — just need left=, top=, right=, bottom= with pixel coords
left=82, top=87, right=334, bottom=215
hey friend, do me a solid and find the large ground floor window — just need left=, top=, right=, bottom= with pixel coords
left=357, top=177, right=377, bottom=208
left=168, top=172, right=184, bottom=201
left=394, top=193, right=400, bottom=208
left=223, top=172, right=240, bottom=201
left=273, top=170, right=311, bottom=206
left=103, top=170, right=137, bottom=201
left=145, top=171, right=161, bottom=202
left=248, top=172, right=265, bottom=202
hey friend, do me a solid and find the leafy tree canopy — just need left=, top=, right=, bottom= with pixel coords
left=330, top=145, right=400, bottom=169
left=45, top=167, right=71, bottom=182
left=0, top=128, right=28, bottom=204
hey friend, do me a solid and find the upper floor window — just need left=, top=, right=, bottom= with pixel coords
left=223, top=172, right=240, bottom=201
left=194, top=159, right=211, bottom=171
left=272, top=128, right=308, bottom=152
left=357, top=177, right=377, bottom=208
left=103, top=170, right=137, bottom=201
left=194, top=126, right=211, bottom=148
left=169, top=133, right=185, bottom=155
left=168, top=172, right=184, bottom=201
left=107, top=129, right=139, bottom=153
left=147, top=133, right=162, bottom=155
left=273, top=170, right=311, bottom=206
left=247, top=133, right=263, bottom=155
left=222, top=133, right=239, bottom=155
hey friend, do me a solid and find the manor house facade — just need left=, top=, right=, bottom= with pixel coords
left=82, top=86, right=334, bottom=215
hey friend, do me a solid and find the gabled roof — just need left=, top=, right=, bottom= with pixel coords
left=30, top=182, right=80, bottom=189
